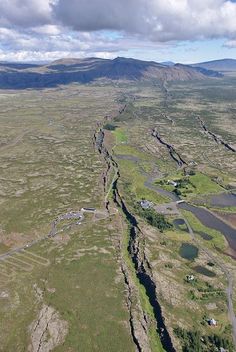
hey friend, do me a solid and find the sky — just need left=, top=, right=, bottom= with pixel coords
left=1, top=0, right=236, bottom=63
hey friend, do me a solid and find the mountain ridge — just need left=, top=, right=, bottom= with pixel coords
left=0, top=57, right=222, bottom=89
left=192, top=58, right=236, bottom=71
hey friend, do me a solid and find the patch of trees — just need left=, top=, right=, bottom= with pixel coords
left=174, top=188, right=182, bottom=196
left=138, top=207, right=173, bottom=232
left=103, top=123, right=117, bottom=131
left=158, top=174, right=196, bottom=197
left=189, top=170, right=196, bottom=176
left=173, top=177, right=196, bottom=196
left=174, top=326, right=233, bottom=352
left=178, top=177, right=196, bottom=189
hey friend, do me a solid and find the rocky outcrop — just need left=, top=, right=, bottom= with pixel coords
left=28, top=304, right=68, bottom=352
left=94, top=119, right=176, bottom=352
left=120, top=260, right=152, bottom=352
left=197, top=116, right=235, bottom=153
left=94, top=127, right=152, bottom=351
left=152, top=127, right=187, bottom=167
left=113, top=186, right=176, bottom=352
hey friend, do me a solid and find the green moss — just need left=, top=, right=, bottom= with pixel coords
left=112, top=128, right=128, bottom=143
left=114, top=144, right=151, bottom=160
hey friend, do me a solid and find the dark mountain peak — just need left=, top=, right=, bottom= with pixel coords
left=113, top=56, right=128, bottom=62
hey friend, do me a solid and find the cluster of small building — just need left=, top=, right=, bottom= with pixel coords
left=140, top=200, right=153, bottom=209
left=185, top=275, right=218, bottom=329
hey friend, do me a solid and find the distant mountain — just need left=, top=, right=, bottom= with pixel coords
left=0, top=62, right=40, bottom=71
left=160, top=61, right=175, bottom=66
left=192, top=59, right=236, bottom=72
left=0, top=57, right=222, bottom=89
left=174, top=63, right=221, bottom=78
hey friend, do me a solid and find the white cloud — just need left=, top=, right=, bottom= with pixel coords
left=53, top=0, right=236, bottom=41
left=32, top=25, right=61, bottom=35
left=0, top=26, right=128, bottom=61
left=1, top=0, right=236, bottom=61
left=224, top=39, right=236, bottom=48
left=1, top=0, right=236, bottom=41
left=0, top=49, right=116, bottom=62
left=0, top=0, right=52, bottom=27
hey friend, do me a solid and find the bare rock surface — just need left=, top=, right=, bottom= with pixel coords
left=28, top=304, right=68, bottom=352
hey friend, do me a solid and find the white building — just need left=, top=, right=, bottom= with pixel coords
left=208, top=318, right=217, bottom=326
left=167, top=180, right=178, bottom=187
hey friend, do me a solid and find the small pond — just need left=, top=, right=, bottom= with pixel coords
left=193, top=265, right=216, bottom=277
left=173, top=218, right=188, bottom=232
left=173, top=219, right=185, bottom=226
left=179, top=243, right=199, bottom=260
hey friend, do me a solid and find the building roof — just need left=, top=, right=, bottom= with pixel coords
left=209, top=318, right=217, bottom=326
left=140, top=200, right=153, bottom=209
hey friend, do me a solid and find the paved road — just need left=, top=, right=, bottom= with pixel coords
left=0, top=209, right=86, bottom=262
left=0, top=236, right=47, bottom=262
left=49, top=210, right=84, bottom=236
left=0, top=207, right=116, bottom=265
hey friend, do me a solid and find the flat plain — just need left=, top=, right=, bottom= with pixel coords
left=0, top=75, right=236, bottom=352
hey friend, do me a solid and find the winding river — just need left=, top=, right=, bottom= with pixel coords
left=194, top=192, right=236, bottom=208
left=144, top=177, right=236, bottom=258
left=178, top=202, right=236, bottom=256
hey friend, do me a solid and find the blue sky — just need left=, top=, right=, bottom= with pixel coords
left=117, top=39, right=236, bottom=64
left=1, top=0, right=236, bottom=63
